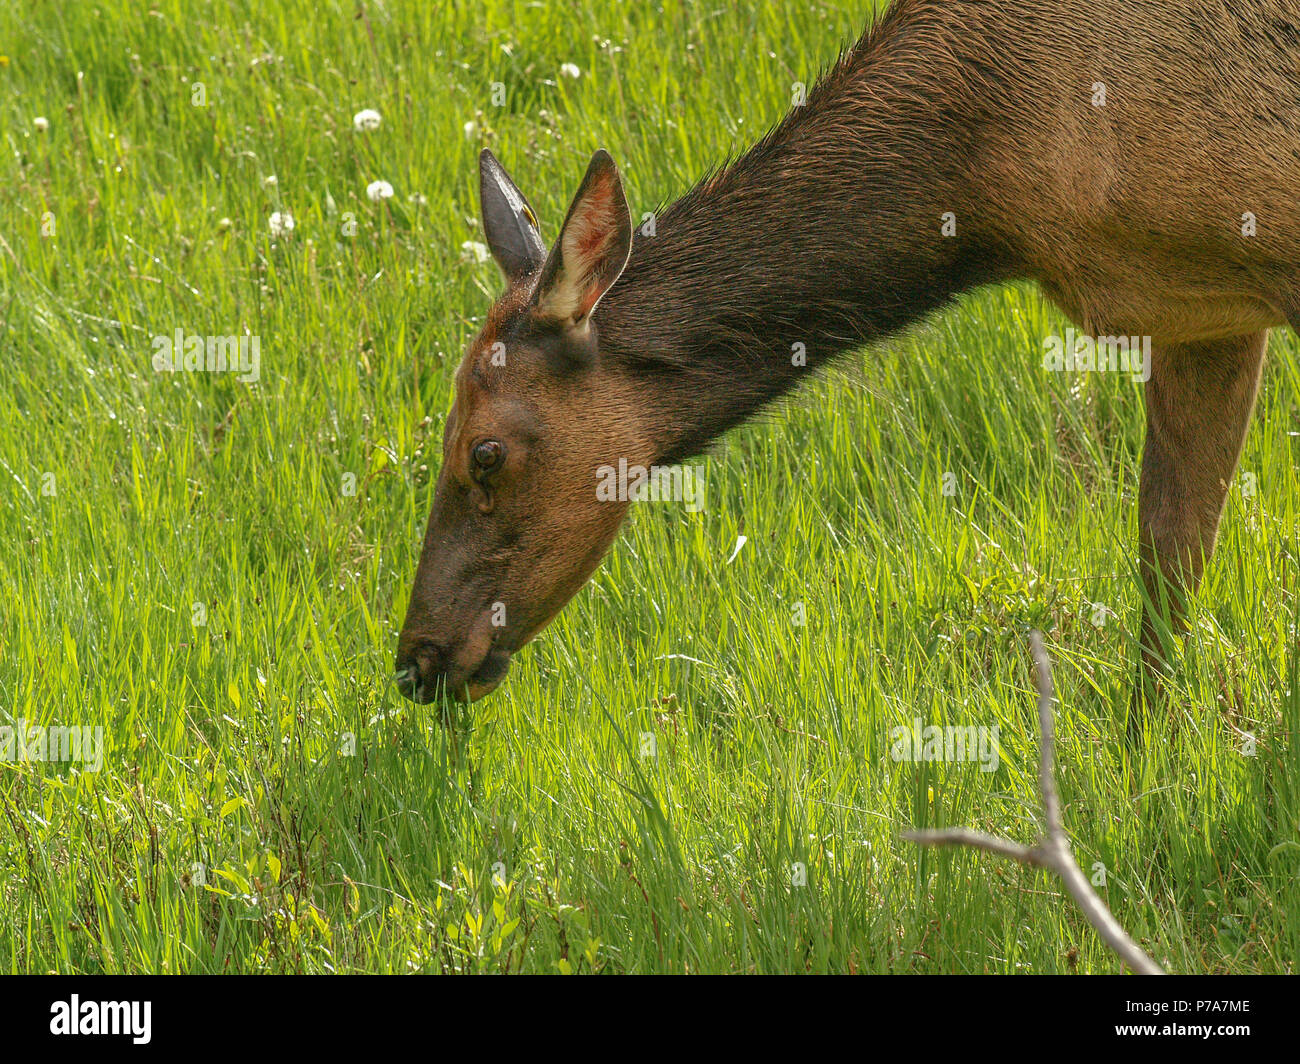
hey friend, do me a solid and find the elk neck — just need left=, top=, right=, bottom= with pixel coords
left=594, top=7, right=1015, bottom=464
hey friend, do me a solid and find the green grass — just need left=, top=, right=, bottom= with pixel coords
left=1, top=0, right=1298, bottom=974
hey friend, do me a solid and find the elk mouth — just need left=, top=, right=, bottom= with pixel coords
left=392, top=642, right=513, bottom=704
left=463, top=645, right=512, bottom=701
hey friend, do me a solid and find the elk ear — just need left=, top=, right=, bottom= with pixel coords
left=479, top=149, right=547, bottom=282
left=532, top=150, right=632, bottom=330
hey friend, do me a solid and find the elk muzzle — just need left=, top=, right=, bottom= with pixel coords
left=394, top=606, right=512, bottom=703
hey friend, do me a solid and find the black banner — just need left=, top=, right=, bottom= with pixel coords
left=0, top=974, right=1287, bottom=1052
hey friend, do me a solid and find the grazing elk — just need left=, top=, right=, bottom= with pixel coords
left=395, top=0, right=1300, bottom=725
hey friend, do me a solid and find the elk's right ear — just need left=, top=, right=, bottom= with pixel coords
left=532, top=150, right=632, bottom=330
left=479, top=149, right=547, bottom=282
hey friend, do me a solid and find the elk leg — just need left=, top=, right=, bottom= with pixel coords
left=1131, top=331, right=1267, bottom=737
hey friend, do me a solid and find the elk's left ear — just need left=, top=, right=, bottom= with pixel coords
left=532, top=150, right=633, bottom=329
left=480, top=149, right=547, bottom=282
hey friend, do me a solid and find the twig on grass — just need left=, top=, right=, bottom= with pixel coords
left=903, top=630, right=1165, bottom=975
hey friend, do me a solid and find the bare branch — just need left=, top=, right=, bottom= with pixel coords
left=1030, top=630, right=1064, bottom=836
left=903, top=631, right=1165, bottom=975
left=902, top=828, right=1045, bottom=866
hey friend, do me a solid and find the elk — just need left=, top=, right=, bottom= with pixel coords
left=395, top=0, right=1300, bottom=726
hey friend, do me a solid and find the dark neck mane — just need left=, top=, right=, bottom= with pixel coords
left=595, top=3, right=1010, bottom=462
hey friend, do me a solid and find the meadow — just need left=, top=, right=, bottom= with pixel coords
left=1, top=0, right=1297, bottom=974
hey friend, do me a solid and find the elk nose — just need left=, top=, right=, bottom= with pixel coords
left=393, top=648, right=442, bottom=704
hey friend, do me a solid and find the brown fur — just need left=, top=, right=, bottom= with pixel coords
left=396, top=0, right=1300, bottom=713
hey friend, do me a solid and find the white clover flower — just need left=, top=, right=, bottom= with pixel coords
left=263, top=174, right=278, bottom=188
left=560, top=63, right=581, bottom=79
left=268, top=211, right=294, bottom=236
left=352, top=108, right=382, bottom=132
left=463, top=119, right=480, bottom=139
left=366, top=180, right=394, bottom=202
left=461, top=241, right=490, bottom=264
left=33, top=116, right=49, bottom=131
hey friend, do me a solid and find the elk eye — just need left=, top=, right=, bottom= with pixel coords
left=472, top=439, right=504, bottom=473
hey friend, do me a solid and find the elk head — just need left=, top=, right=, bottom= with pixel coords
left=395, top=148, right=645, bottom=703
